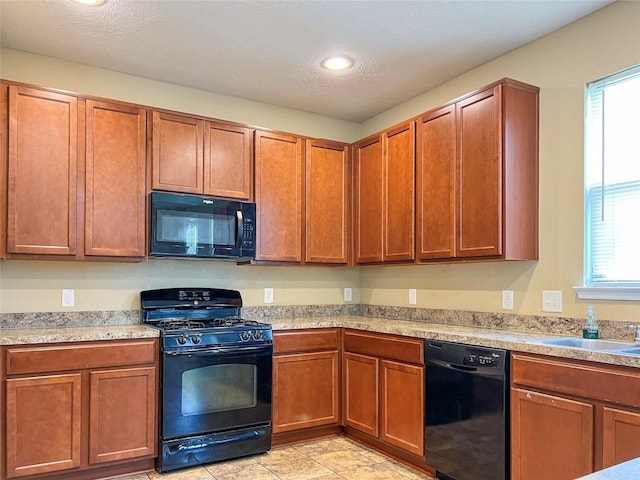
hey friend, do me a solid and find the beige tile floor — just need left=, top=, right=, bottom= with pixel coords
left=116, top=437, right=435, bottom=480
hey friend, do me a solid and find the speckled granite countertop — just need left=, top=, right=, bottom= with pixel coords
left=0, top=324, right=159, bottom=345
left=264, top=316, right=640, bottom=369
left=576, top=458, right=640, bottom=480
left=1, top=314, right=639, bottom=369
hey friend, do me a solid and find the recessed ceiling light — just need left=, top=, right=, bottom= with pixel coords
left=321, top=56, right=354, bottom=71
left=71, top=0, right=106, bottom=6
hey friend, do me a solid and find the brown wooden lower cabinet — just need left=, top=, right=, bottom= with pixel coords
left=273, top=351, right=340, bottom=433
left=89, top=367, right=156, bottom=465
left=343, top=352, right=379, bottom=437
left=342, top=330, right=425, bottom=459
left=602, top=406, right=640, bottom=469
left=380, top=359, right=424, bottom=456
left=511, top=352, right=640, bottom=480
left=511, top=387, right=594, bottom=480
left=272, top=328, right=426, bottom=469
left=6, top=374, right=83, bottom=478
left=3, top=339, right=158, bottom=479
left=272, top=329, right=341, bottom=444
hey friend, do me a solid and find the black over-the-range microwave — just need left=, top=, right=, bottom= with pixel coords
left=149, top=191, right=256, bottom=261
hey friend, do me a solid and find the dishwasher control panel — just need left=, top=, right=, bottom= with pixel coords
left=464, top=352, right=502, bottom=367
left=425, top=340, right=506, bottom=371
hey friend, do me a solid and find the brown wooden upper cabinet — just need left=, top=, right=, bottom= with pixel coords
left=354, top=121, right=415, bottom=264
left=151, top=111, right=253, bottom=200
left=254, top=130, right=304, bottom=262
left=0, top=84, right=8, bottom=259
left=305, top=140, right=350, bottom=264
left=7, top=86, right=78, bottom=256
left=5, top=85, right=146, bottom=260
left=84, top=99, right=146, bottom=258
left=417, top=79, right=539, bottom=261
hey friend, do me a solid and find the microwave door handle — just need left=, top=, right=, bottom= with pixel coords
left=235, top=210, right=244, bottom=248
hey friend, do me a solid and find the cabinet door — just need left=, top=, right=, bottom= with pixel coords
left=511, top=387, right=593, bottom=480
left=204, top=121, right=253, bottom=199
left=89, top=366, right=157, bottom=464
left=416, top=105, right=456, bottom=260
left=602, top=406, right=640, bottom=469
left=7, top=86, right=78, bottom=255
left=6, top=374, right=82, bottom=478
left=305, top=140, right=349, bottom=264
left=84, top=100, right=146, bottom=257
left=151, top=111, right=204, bottom=194
left=273, top=351, right=340, bottom=433
left=380, top=360, right=424, bottom=455
left=254, top=130, right=304, bottom=262
left=456, top=86, right=502, bottom=257
left=354, top=135, right=383, bottom=264
left=383, top=122, right=415, bottom=262
left=1, top=84, right=7, bottom=259
left=343, top=352, right=379, bottom=437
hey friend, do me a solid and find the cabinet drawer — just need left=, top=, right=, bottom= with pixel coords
left=6, top=339, right=157, bottom=375
left=512, top=353, right=640, bottom=408
left=274, top=328, right=339, bottom=354
left=343, top=330, right=423, bottom=364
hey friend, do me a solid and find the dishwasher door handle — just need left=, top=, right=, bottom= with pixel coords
left=426, top=358, right=475, bottom=370
left=447, top=363, right=477, bottom=372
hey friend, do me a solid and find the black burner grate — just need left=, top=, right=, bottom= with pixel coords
left=162, top=320, right=206, bottom=331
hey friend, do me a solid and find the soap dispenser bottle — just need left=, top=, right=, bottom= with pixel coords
left=583, top=305, right=599, bottom=339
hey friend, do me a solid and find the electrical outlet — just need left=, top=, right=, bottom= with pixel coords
left=344, top=287, right=352, bottom=302
left=542, top=290, right=562, bottom=313
left=62, top=289, right=75, bottom=307
left=502, top=290, right=514, bottom=310
left=409, top=289, right=417, bottom=305
left=264, top=288, right=274, bottom=304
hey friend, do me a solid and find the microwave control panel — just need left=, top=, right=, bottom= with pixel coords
left=242, top=217, right=255, bottom=247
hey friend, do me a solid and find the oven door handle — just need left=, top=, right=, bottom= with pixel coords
left=165, top=345, right=271, bottom=356
left=173, top=429, right=262, bottom=452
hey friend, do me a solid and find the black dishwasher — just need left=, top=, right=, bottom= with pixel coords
left=424, top=340, right=509, bottom=480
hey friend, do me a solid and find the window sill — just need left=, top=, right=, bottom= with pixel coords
left=573, top=286, right=640, bottom=301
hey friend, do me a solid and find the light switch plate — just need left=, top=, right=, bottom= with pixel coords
left=542, top=290, right=562, bottom=312
left=409, top=289, right=417, bottom=305
left=344, top=287, right=352, bottom=302
left=502, top=290, right=514, bottom=310
left=264, top=288, right=274, bottom=304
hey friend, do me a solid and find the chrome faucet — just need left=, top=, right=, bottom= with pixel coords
left=628, top=325, right=640, bottom=343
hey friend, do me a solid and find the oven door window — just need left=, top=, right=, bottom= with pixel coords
left=182, top=364, right=257, bottom=416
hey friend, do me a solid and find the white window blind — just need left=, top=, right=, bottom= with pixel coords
left=584, top=65, right=640, bottom=288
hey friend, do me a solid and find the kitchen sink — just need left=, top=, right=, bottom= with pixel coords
left=617, top=346, right=640, bottom=355
left=540, top=337, right=637, bottom=351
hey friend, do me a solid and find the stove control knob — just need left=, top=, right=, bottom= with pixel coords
left=252, top=330, right=263, bottom=341
left=191, top=334, right=202, bottom=345
left=177, top=335, right=188, bottom=345
left=239, top=331, right=251, bottom=342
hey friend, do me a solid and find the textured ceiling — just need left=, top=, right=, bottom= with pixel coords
left=0, top=0, right=613, bottom=122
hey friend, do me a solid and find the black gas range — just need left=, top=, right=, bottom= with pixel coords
left=141, top=288, right=273, bottom=473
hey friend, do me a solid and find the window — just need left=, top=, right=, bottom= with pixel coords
left=576, top=65, right=640, bottom=300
